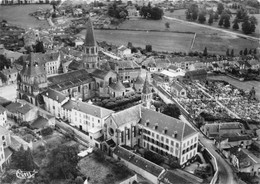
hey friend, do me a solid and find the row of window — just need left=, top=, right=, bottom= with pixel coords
left=143, top=129, right=179, bottom=147
left=183, top=137, right=197, bottom=148
left=121, top=126, right=136, bottom=143
left=182, top=150, right=196, bottom=164
left=182, top=144, right=197, bottom=155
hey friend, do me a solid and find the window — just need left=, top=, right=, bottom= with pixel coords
left=2, top=136, right=5, bottom=140
left=128, top=129, right=130, bottom=140
left=156, top=134, right=159, bottom=139
left=176, top=143, right=179, bottom=148
left=187, top=141, right=189, bottom=146
left=161, top=136, right=164, bottom=142
left=151, top=132, right=154, bottom=137
left=121, top=132, right=124, bottom=142
left=98, top=120, right=100, bottom=123
left=194, top=137, right=197, bottom=142
left=183, top=143, right=185, bottom=148
left=166, top=138, right=169, bottom=144
left=171, top=141, right=174, bottom=146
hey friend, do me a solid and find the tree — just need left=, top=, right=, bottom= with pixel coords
left=249, top=49, right=252, bottom=55
left=203, top=47, right=208, bottom=56
left=218, top=17, right=224, bottom=26
left=236, top=8, right=247, bottom=20
left=242, top=19, right=252, bottom=34
left=119, top=11, right=127, bottom=19
left=231, top=49, right=234, bottom=57
left=232, top=19, right=239, bottom=30
left=46, top=145, right=79, bottom=179
left=10, top=147, right=37, bottom=171
left=214, top=12, right=219, bottom=21
left=208, top=14, right=214, bottom=25
left=146, top=45, right=152, bottom=52
left=161, top=104, right=181, bottom=119
left=186, top=3, right=199, bottom=21
left=75, top=176, right=84, bottom=184
left=198, top=12, right=206, bottom=23
left=223, top=17, right=230, bottom=28
left=0, top=55, right=12, bottom=70
left=239, top=50, right=243, bottom=55
left=226, top=48, right=230, bottom=56
left=165, top=22, right=170, bottom=29
left=244, top=48, right=248, bottom=55
left=35, top=41, right=45, bottom=53
left=217, top=3, right=224, bottom=15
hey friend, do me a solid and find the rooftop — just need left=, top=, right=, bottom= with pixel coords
left=114, top=146, right=164, bottom=177
left=31, top=116, right=49, bottom=129
left=42, top=88, right=67, bottom=103
left=62, top=100, right=114, bottom=119
left=109, top=80, right=125, bottom=92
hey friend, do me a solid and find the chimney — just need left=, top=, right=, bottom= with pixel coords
left=173, top=131, right=178, bottom=138
left=154, top=123, right=158, bottom=130
left=46, top=92, right=48, bottom=96
left=56, top=96, right=59, bottom=101
left=146, top=120, right=149, bottom=127
left=164, top=127, right=168, bottom=134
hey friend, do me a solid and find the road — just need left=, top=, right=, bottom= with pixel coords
left=155, top=85, right=237, bottom=184
left=164, top=16, right=260, bottom=42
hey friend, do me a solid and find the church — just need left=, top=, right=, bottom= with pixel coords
left=16, top=18, right=143, bottom=104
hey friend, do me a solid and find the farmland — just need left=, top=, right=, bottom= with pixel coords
left=89, top=18, right=258, bottom=54
left=80, top=29, right=194, bottom=52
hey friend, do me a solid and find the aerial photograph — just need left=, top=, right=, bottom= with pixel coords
left=0, top=0, right=259, bottom=183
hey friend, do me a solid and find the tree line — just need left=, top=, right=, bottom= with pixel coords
left=185, top=3, right=258, bottom=35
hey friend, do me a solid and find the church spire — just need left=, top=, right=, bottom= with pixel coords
left=142, top=73, right=151, bottom=94
left=85, top=18, right=96, bottom=47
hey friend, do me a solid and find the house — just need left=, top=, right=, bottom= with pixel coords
left=248, top=59, right=260, bottom=70
left=184, top=69, right=207, bottom=81
left=0, top=105, right=7, bottom=127
left=215, top=134, right=252, bottom=150
left=188, top=62, right=206, bottom=71
left=109, top=59, right=141, bottom=83
left=0, top=126, right=12, bottom=173
left=61, top=100, right=114, bottom=147
left=0, top=67, right=18, bottom=85
left=170, top=81, right=187, bottom=98
left=229, top=147, right=251, bottom=171
left=201, top=122, right=244, bottom=139
left=113, top=146, right=164, bottom=184
left=5, top=102, right=38, bottom=123
left=42, top=88, right=70, bottom=118
left=126, top=6, right=140, bottom=20
left=117, top=45, right=132, bottom=58
left=104, top=105, right=199, bottom=166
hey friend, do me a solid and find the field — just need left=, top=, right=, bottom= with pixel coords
left=165, top=9, right=260, bottom=38
left=193, top=33, right=258, bottom=55
left=102, top=18, right=258, bottom=54
left=80, top=29, right=194, bottom=52
left=0, top=4, right=51, bottom=28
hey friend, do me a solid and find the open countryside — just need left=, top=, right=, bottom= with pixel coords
left=80, top=29, right=194, bottom=52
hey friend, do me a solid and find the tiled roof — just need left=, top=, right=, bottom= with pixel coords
left=68, top=60, right=84, bottom=71
left=141, top=108, right=197, bottom=141
left=117, top=59, right=141, bottom=69
left=158, top=169, right=201, bottom=184
left=185, top=69, right=207, bottom=77
left=62, top=100, right=114, bottom=118
left=48, top=69, right=94, bottom=91
left=0, top=105, right=6, bottom=113
left=5, top=102, right=22, bottom=113
left=31, top=116, right=49, bottom=129
left=41, top=88, right=67, bottom=103
left=168, top=65, right=178, bottom=71
left=113, top=146, right=164, bottom=177
left=229, top=147, right=251, bottom=168
left=112, top=105, right=141, bottom=127
left=220, top=122, right=243, bottom=130
left=170, top=81, right=184, bottom=92
left=21, top=53, right=46, bottom=77
left=91, top=69, right=113, bottom=79
left=109, top=80, right=125, bottom=92
left=135, top=75, right=144, bottom=85
left=16, top=104, right=33, bottom=115
left=1, top=67, right=18, bottom=76
left=85, top=18, right=96, bottom=47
